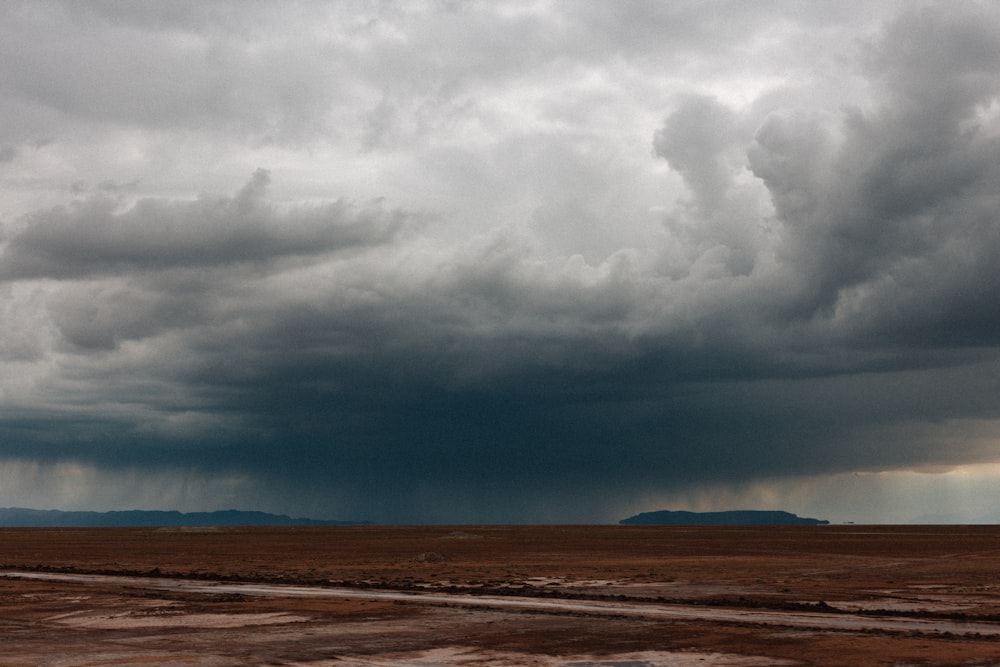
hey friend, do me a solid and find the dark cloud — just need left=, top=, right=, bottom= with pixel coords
left=0, top=169, right=404, bottom=280
left=742, top=5, right=1000, bottom=345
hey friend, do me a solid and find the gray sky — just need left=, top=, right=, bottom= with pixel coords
left=2, top=1, right=1000, bottom=524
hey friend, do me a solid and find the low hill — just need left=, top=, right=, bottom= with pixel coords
left=620, top=510, right=829, bottom=526
left=0, top=507, right=371, bottom=527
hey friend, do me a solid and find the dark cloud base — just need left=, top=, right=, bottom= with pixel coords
left=4, top=357, right=997, bottom=523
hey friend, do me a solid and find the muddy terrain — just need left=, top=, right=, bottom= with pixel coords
left=1, top=525, right=999, bottom=665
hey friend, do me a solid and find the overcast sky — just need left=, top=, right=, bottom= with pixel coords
left=2, top=1, right=1000, bottom=524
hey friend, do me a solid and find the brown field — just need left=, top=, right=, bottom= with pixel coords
left=2, top=525, right=1000, bottom=666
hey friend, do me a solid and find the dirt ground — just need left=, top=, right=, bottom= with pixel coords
left=1, top=525, right=1000, bottom=666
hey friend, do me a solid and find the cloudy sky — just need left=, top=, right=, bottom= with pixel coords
left=2, top=1, right=1000, bottom=524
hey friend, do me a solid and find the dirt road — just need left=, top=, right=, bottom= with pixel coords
left=5, top=570, right=999, bottom=638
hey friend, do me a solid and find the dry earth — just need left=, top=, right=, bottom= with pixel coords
left=1, top=525, right=999, bottom=665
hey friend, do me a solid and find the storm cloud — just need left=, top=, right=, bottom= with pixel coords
left=1, top=1, right=1000, bottom=523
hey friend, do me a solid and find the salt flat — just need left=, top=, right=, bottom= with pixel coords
left=1, top=525, right=999, bottom=665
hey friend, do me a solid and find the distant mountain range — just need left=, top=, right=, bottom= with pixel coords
left=620, top=510, right=829, bottom=526
left=0, top=507, right=371, bottom=527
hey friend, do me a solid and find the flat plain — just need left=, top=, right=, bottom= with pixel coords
left=1, top=525, right=1000, bottom=666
